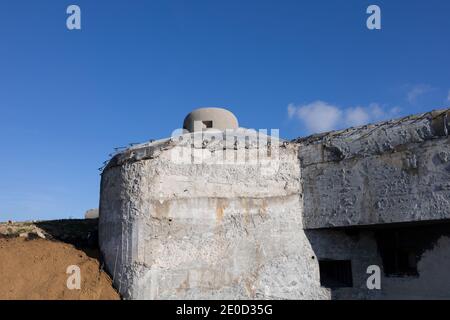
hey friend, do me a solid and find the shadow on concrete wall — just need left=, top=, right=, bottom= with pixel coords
left=304, top=222, right=450, bottom=300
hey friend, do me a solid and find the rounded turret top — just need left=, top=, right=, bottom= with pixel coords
left=183, top=107, right=239, bottom=132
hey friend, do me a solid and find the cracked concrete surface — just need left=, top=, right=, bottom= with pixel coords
left=297, top=109, right=450, bottom=228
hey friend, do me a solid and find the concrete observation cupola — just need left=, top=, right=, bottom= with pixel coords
left=183, top=107, right=239, bottom=132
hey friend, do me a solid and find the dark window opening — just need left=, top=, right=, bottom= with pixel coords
left=202, top=120, right=213, bottom=128
left=319, top=260, right=353, bottom=288
left=376, top=230, right=419, bottom=277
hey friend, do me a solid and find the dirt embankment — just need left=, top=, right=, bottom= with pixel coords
left=0, top=220, right=120, bottom=300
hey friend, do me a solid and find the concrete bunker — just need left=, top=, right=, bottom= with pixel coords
left=99, top=107, right=450, bottom=300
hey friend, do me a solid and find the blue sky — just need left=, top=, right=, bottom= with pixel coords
left=0, top=0, right=449, bottom=221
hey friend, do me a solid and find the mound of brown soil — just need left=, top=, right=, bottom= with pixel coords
left=0, top=237, right=120, bottom=300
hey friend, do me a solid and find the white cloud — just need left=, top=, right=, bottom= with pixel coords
left=344, top=106, right=370, bottom=127
left=447, top=90, right=450, bottom=102
left=287, top=101, right=400, bottom=134
left=288, top=101, right=342, bottom=133
left=406, top=84, right=434, bottom=104
left=287, top=104, right=297, bottom=118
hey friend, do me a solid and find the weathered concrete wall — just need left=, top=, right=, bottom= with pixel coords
left=306, top=225, right=450, bottom=299
left=297, top=110, right=450, bottom=229
left=99, top=108, right=450, bottom=300
left=99, top=131, right=329, bottom=299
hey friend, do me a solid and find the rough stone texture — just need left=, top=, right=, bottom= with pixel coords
left=296, top=109, right=450, bottom=229
left=99, top=130, right=329, bottom=299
